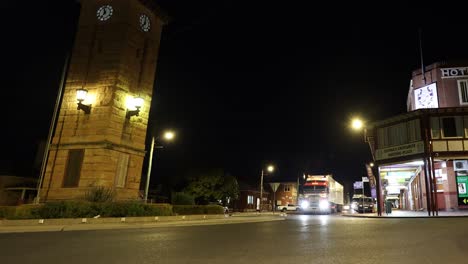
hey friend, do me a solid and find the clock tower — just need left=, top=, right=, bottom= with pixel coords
left=39, top=0, right=167, bottom=201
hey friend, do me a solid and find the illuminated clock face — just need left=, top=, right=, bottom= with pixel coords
left=414, top=83, right=439, bottom=109
left=139, top=14, right=151, bottom=32
left=97, top=5, right=113, bottom=21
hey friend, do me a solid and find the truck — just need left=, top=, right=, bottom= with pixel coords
left=298, top=174, right=344, bottom=214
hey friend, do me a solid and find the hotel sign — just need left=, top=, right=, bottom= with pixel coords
left=375, top=141, right=424, bottom=161
left=440, top=67, right=468, bottom=78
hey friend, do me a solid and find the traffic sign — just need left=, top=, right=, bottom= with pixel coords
left=354, top=181, right=363, bottom=189
left=269, top=182, right=280, bottom=192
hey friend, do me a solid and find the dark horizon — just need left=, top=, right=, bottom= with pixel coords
left=2, top=1, right=468, bottom=196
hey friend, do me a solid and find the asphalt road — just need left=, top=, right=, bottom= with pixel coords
left=1, top=215, right=467, bottom=264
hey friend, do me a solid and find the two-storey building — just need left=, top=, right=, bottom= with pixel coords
left=367, top=61, right=468, bottom=215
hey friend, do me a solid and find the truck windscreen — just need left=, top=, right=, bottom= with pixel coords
left=303, top=185, right=326, bottom=192
left=303, top=180, right=327, bottom=192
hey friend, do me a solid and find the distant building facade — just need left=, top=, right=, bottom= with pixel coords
left=233, top=189, right=270, bottom=212
left=368, top=61, right=468, bottom=215
left=268, top=182, right=299, bottom=207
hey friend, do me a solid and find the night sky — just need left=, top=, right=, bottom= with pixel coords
left=2, top=1, right=468, bottom=195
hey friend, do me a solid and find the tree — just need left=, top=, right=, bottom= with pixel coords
left=219, top=174, right=239, bottom=206
left=184, top=168, right=239, bottom=205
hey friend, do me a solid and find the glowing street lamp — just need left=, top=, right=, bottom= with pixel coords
left=260, top=164, right=275, bottom=211
left=267, top=165, right=274, bottom=173
left=349, top=116, right=383, bottom=216
left=351, top=118, right=364, bottom=131
left=163, top=131, right=175, bottom=141
left=144, top=130, right=176, bottom=202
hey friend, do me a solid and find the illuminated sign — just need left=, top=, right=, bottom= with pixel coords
left=304, top=181, right=327, bottom=186
left=376, top=141, right=424, bottom=161
left=440, top=67, right=468, bottom=78
left=305, top=175, right=328, bottom=181
left=353, top=181, right=363, bottom=189
left=456, top=172, right=468, bottom=207
left=414, top=83, right=438, bottom=110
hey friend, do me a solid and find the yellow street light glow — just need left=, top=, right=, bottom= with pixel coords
left=267, top=165, right=274, bottom=172
left=351, top=118, right=364, bottom=130
left=369, top=162, right=374, bottom=167
left=163, top=131, right=175, bottom=141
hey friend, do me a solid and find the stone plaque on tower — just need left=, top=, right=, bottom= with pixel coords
left=40, top=0, right=167, bottom=201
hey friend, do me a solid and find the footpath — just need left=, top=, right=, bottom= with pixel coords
left=341, top=209, right=468, bottom=218
left=0, top=212, right=286, bottom=233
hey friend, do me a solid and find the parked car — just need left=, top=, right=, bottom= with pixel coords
left=351, top=197, right=375, bottom=213
left=342, top=204, right=351, bottom=212
left=277, top=204, right=300, bottom=212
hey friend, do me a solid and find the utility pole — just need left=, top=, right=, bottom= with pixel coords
left=144, top=136, right=156, bottom=202
left=143, top=131, right=174, bottom=203
left=260, top=169, right=264, bottom=211
left=35, top=53, right=70, bottom=204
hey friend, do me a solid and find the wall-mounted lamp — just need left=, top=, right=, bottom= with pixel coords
left=76, top=88, right=91, bottom=114
left=126, top=96, right=144, bottom=118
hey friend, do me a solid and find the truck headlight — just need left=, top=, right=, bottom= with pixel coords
left=301, top=201, right=310, bottom=209
left=319, top=200, right=329, bottom=210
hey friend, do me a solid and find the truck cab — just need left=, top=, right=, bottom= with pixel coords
left=298, top=174, right=344, bottom=214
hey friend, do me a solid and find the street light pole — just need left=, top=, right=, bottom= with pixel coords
left=143, top=130, right=175, bottom=203
left=259, top=165, right=274, bottom=212
left=35, top=53, right=70, bottom=204
left=260, top=169, right=264, bottom=211
left=144, top=136, right=156, bottom=202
